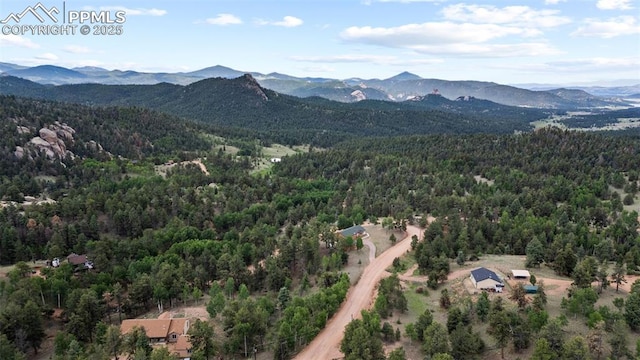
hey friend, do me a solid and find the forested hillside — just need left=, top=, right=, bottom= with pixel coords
left=1, top=96, right=639, bottom=360
left=0, top=76, right=549, bottom=147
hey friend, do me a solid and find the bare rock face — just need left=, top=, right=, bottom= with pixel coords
left=29, top=137, right=50, bottom=147
left=87, top=140, right=104, bottom=152
left=38, top=128, right=67, bottom=158
left=350, top=90, right=366, bottom=101
left=54, top=121, right=76, bottom=141
left=20, top=123, right=77, bottom=160
left=39, top=128, right=58, bottom=142
left=16, top=126, right=31, bottom=134
left=14, top=146, right=25, bottom=159
left=241, top=73, right=269, bottom=101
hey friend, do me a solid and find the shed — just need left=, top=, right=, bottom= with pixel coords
left=470, top=267, right=503, bottom=290
left=511, top=270, right=530, bottom=279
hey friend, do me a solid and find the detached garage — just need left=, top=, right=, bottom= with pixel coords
left=470, top=267, right=504, bottom=291
left=511, top=270, right=531, bottom=279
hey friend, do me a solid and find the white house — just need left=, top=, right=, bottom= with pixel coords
left=470, top=267, right=504, bottom=291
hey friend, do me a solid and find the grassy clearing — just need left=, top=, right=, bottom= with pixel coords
left=212, top=144, right=240, bottom=155
left=404, top=284, right=430, bottom=317
left=251, top=143, right=310, bottom=175
left=609, top=185, right=640, bottom=214
left=261, top=143, right=300, bottom=158
left=363, top=224, right=402, bottom=256
left=386, top=255, right=415, bottom=274
left=343, top=248, right=371, bottom=285
left=0, top=264, right=16, bottom=278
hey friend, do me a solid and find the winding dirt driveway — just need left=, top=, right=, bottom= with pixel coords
left=294, top=225, right=423, bottom=360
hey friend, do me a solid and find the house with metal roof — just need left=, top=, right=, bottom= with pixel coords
left=470, top=267, right=504, bottom=290
left=339, top=225, right=366, bottom=238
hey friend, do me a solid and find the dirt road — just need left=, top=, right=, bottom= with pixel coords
left=293, top=225, right=423, bottom=360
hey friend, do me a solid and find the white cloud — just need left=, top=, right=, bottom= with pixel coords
left=513, top=56, right=640, bottom=74
left=206, top=13, right=242, bottom=25
left=290, top=54, right=443, bottom=65
left=375, top=0, right=448, bottom=2
left=441, top=4, right=571, bottom=28
left=596, top=0, right=634, bottom=10
left=410, top=42, right=562, bottom=57
left=298, top=65, right=335, bottom=73
left=0, top=34, right=39, bottom=48
left=361, top=0, right=445, bottom=4
left=63, top=45, right=91, bottom=54
left=256, top=16, right=303, bottom=27
left=572, top=16, right=640, bottom=38
left=341, top=22, right=540, bottom=47
left=275, top=16, right=303, bottom=27
left=98, top=7, right=167, bottom=16
left=35, top=53, right=58, bottom=61
left=544, top=0, right=566, bottom=4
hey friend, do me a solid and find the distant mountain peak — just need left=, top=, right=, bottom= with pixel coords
left=73, top=66, right=107, bottom=72
left=386, top=71, right=422, bottom=81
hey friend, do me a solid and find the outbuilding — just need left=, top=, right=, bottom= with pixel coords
left=511, top=269, right=531, bottom=279
left=524, top=285, right=539, bottom=294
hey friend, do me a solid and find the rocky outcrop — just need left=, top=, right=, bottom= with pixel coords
left=53, top=121, right=75, bottom=141
left=20, top=122, right=77, bottom=160
left=241, top=74, right=269, bottom=101
left=86, top=140, right=104, bottom=153
left=16, top=126, right=31, bottom=134
left=14, top=121, right=112, bottom=163
left=350, top=90, right=366, bottom=101
left=14, top=146, right=25, bottom=159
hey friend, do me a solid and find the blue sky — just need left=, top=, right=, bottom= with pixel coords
left=1, top=0, right=639, bottom=85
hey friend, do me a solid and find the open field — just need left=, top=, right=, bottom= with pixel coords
left=251, top=143, right=308, bottom=174
left=532, top=113, right=640, bottom=131
left=342, top=244, right=371, bottom=285
left=261, top=143, right=303, bottom=158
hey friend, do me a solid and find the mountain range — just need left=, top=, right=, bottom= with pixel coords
left=0, top=74, right=555, bottom=147
left=1, top=62, right=636, bottom=109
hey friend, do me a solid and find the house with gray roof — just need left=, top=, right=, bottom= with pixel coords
left=470, top=267, right=504, bottom=291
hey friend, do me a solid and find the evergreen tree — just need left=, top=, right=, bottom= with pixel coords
left=526, top=237, right=545, bottom=268
left=561, top=336, right=591, bottom=360
left=476, top=291, right=490, bottom=322
left=422, top=322, right=450, bottom=357
left=188, top=319, right=216, bottom=360
left=531, top=338, right=556, bottom=360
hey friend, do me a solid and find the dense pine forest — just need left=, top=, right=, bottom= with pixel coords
left=1, top=95, right=639, bottom=360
